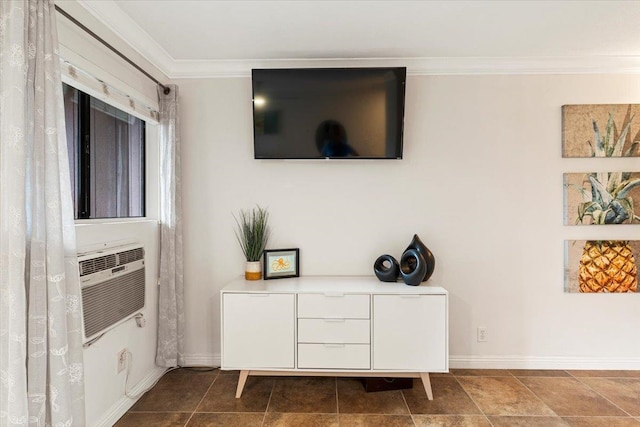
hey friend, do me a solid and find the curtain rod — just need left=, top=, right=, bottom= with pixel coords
left=54, top=5, right=170, bottom=95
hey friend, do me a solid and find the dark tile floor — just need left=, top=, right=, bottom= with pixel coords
left=114, top=369, right=640, bottom=426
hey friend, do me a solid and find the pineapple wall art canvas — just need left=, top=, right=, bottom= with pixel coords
left=562, top=104, right=640, bottom=158
left=563, top=172, right=640, bottom=292
left=562, top=104, right=640, bottom=293
left=565, top=240, right=639, bottom=293
left=563, top=172, right=640, bottom=226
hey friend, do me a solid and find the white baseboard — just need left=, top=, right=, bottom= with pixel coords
left=94, top=366, right=166, bottom=427
left=182, top=353, right=221, bottom=368
left=449, top=355, right=640, bottom=370
left=181, top=353, right=640, bottom=371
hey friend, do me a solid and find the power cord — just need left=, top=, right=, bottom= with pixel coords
left=123, top=352, right=218, bottom=399
left=124, top=351, right=176, bottom=399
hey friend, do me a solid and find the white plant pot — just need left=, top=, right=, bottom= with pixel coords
left=245, top=261, right=262, bottom=280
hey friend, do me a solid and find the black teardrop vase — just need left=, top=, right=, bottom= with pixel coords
left=399, top=248, right=427, bottom=286
left=405, top=234, right=436, bottom=282
left=373, top=254, right=400, bottom=282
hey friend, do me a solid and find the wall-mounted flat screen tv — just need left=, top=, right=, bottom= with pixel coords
left=252, top=67, right=406, bottom=159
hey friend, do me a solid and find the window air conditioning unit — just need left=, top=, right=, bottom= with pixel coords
left=78, top=243, right=145, bottom=343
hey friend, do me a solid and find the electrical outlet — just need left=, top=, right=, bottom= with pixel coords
left=117, top=349, right=127, bottom=373
left=477, top=327, right=488, bottom=342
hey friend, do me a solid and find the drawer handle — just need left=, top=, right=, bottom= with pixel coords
left=323, top=344, right=345, bottom=348
left=323, top=293, right=345, bottom=297
left=399, top=294, right=421, bottom=298
left=248, top=294, right=269, bottom=297
left=324, top=318, right=346, bottom=322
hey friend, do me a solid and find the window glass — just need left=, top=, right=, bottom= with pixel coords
left=63, top=84, right=145, bottom=219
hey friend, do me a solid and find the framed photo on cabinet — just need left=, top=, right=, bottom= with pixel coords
left=263, top=248, right=299, bottom=280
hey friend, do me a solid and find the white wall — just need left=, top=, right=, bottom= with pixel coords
left=76, top=220, right=161, bottom=427
left=179, top=74, right=640, bottom=369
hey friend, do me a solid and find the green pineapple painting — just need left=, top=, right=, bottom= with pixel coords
left=562, top=104, right=640, bottom=158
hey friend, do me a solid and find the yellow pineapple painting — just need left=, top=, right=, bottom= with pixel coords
left=566, top=240, right=639, bottom=293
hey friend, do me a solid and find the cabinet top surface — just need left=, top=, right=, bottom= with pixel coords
left=221, top=276, right=447, bottom=295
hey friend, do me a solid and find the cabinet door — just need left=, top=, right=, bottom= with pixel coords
left=222, top=293, right=294, bottom=369
left=373, top=294, right=447, bottom=371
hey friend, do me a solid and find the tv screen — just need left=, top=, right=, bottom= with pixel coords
left=252, top=67, right=406, bottom=159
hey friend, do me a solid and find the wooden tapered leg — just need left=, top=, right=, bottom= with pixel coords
left=420, top=372, right=433, bottom=400
left=235, top=370, right=249, bottom=398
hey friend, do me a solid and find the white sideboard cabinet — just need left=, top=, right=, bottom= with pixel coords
left=220, top=276, right=448, bottom=399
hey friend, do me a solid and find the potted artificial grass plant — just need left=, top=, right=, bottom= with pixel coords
left=234, top=205, right=270, bottom=280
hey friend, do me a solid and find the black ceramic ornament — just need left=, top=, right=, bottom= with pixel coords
left=399, top=248, right=427, bottom=286
left=405, top=234, right=436, bottom=282
left=373, top=254, right=400, bottom=282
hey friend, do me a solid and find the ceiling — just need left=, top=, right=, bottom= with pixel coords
left=76, top=1, right=640, bottom=78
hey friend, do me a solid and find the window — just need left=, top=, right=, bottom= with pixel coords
left=63, top=84, right=145, bottom=219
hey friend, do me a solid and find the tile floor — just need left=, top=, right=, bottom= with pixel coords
left=115, top=369, right=640, bottom=426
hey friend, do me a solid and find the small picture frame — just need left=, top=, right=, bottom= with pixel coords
left=263, top=248, right=299, bottom=280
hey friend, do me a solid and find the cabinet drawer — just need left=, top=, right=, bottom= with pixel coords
left=298, top=344, right=370, bottom=369
left=298, top=319, right=370, bottom=344
left=297, top=294, right=369, bottom=319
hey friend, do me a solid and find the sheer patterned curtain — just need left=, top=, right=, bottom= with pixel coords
left=0, top=0, right=85, bottom=426
left=156, top=84, right=185, bottom=367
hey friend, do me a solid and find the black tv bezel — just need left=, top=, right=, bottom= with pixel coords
left=251, top=67, right=407, bottom=160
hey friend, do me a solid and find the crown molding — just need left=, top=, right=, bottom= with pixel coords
left=167, top=56, right=640, bottom=78
left=75, top=0, right=175, bottom=76
left=73, top=1, right=640, bottom=79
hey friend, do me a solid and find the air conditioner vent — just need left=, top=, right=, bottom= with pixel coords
left=117, top=247, right=144, bottom=265
left=82, top=268, right=145, bottom=338
left=79, top=254, right=117, bottom=276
